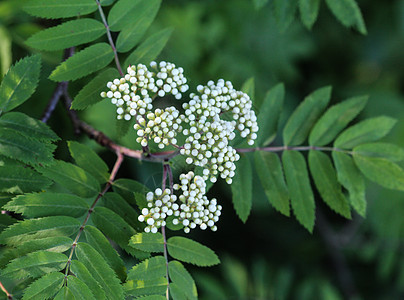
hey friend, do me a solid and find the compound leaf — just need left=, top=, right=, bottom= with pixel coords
left=71, top=260, right=106, bottom=300
left=299, top=0, right=320, bottom=29
left=124, top=277, right=167, bottom=298
left=0, top=54, right=41, bottom=113
left=23, top=0, right=97, bottom=19
left=353, top=143, right=404, bottom=162
left=283, top=86, right=331, bottom=146
left=129, top=232, right=164, bottom=253
left=65, top=276, right=96, bottom=300
left=22, top=272, right=64, bottom=300
left=282, top=150, right=315, bottom=232
left=168, top=261, right=198, bottom=300
left=308, top=151, right=351, bottom=218
left=167, top=236, right=220, bottom=267
left=274, top=0, right=298, bottom=32
left=325, top=0, right=367, bottom=34
left=231, top=155, right=252, bottom=223
left=127, top=256, right=166, bottom=281
left=26, top=19, right=105, bottom=51
left=49, top=43, right=114, bottom=82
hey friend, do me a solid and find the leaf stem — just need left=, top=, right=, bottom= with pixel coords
left=162, top=225, right=170, bottom=300
left=95, top=0, right=124, bottom=77
left=0, top=281, right=12, bottom=300
left=64, top=152, right=124, bottom=279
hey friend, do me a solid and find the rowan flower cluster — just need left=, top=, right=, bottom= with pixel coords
left=138, top=172, right=222, bottom=233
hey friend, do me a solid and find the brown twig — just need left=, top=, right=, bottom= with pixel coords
left=0, top=280, right=12, bottom=300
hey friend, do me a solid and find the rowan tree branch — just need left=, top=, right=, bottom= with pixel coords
left=0, top=280, right=12, bottom=300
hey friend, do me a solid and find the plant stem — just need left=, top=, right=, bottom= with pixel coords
left=0, top=281, right=12, bottom=300
left=64, top=152, right=124, bottom=278
left=95, top=0, right=124, bottom=77
left=162, top=225, right=170, bottom=300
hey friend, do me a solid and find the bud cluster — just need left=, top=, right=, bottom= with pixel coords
left=138, top=172, right=222, bottom=233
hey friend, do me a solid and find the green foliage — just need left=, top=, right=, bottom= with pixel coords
left=168, top=261, right=198, bottom=300
left=324, top=0, right=367, bottom=34
left=55, top=276, right=96, bottom=300
left=274, top=0, right=298, bottom=32
left=22, top=272, right=64, bottom=300
left=127, top=256, right=166, bottom=281
left=23, top=0, right=97, bottom=19
left=231, top=155, right=252, bottom=222
left=70, top=260, right=107, bottom=300
left=299, top=0, right=320, bottom=29
left=129, top=232, right=164, bottom=253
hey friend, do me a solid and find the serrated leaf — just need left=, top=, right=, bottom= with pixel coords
left=2, top=251, right=67, bottom=279
left=241, top=77, right=255, bottom=103
left=0, top=25, right=12, bottom=77
left=0, top=112, right=59, bottom=141
left=49, top=43, right=114, bottom=82
left=129, top=232, right=164, bottom=253
left=299, top=0, right=320, bottom=29
left=167, top=236, right=220, bottom=267
left=70, top=260, right=106, bottom=300
left=68, top=141, right=109, bottom=184
left=0, top=214, right=15, bottom=233
left=0, top=128, right=56, bottom=166
left=334, top=116, right=397, bottom=149
left=22, top=272, right=64, bottom=300
left=92, top=207, right=147, bottom=258
left=115, top=118, right=133, bottom=137
left=256, top=83, right=284, bottom=146
left=135, top=296, right=166, bottom=300
left=124, top=277, right=167, bottom=298
left=112, top=178, right=149, bottom=207
left=0, top=54, right=41, bottom=113
left=54, top=286, right=74, bottom=300
left=353, top=154, right=404, bottom=191
left=15, top=236, right=73, bottom=257
left=308, top=151, right=351, bottom=218
left=168, top=261, right=198, bottom=300
left=23, top=0, right=97, bottom=19
left=332, top=151, right=366, bottom=217
left=76, top=243, right=124, bottom=300
left=102, top=192, right=143, bottom=231
left=309, top=96, right=368, bottom=146
left=231, top=155, right=252, bottom=223
left=282, top=150, right=315, bottom=232
left=274, top=0, right=298, bottom=32
left=0, top=162, right=51, bottom=194
left=37, top=160, right=100, bottom=198
left=26, top=19, right=105, bottom=51
left=325, top=0, right=367, bottom=34
left=124, top=28, right=173, bottom=68
left=0, top=216, right=80, bottom=247
left=4, top=192, right=89, bottom=218
left=127, top=256, right=166, bottom=281
left=254, top=151, right=290, bottom=216
left=84, top=225, right=126, bottom=282
left=71, top=68, right=119, bottom=110
left=253, top=0, right=269, bottom=10
left=65, top=275, right=96, bottom=300
left=116, top=0, right=161, bottom=52
left=353, top=143, right=404, bottom=162
left=283, top=86, right=331, bottom=146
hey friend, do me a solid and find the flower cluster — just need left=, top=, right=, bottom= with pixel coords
left=100, top=62, right=189, bottom=121
left=138, top=172, right=222, bottom=233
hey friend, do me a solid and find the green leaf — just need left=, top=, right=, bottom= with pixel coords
left=231, top=155, right=252, bottom=223
left=129, top=232, right=164, bottom=253
left=70, top=260, right=106, bottom=300
left=256, top=83, right=285, bottom=146
left=309, top=96, right=368, bottom=146
left=14, top=236, right=73, bottom=257
left=92, top=207, right=147, bottom=258
left=282, top=150, right=315, bottom=232
left=299, top=0, right=320, bottom=29
left=116, top=0, right=161, bottom=53
left=4, top=192, right=89, bottom=218
left=0, top=128, right=56, bottom=166
left=124, top=28, right=173, bottom=68
left=124, top=277, right=167, bottom=298
left=283, top=86, right=331, bottom=146
left=253, top=0, right=269, bottom=10
left=0, top=216, right=81, bottom=247
left=22, top=272, right=64, bottom=300
left=49, top=43, right=114, bottom=82
left=135, top=296, right=166, bottom=300
left=26, top=19, right=105, bottom=51
left=23, top=0, right=97, bottom=19
left=0, top=54, right=41, bottom=113
left=167, top=236, right=220, bottom=267
left=241, top=77, right=255, bottom=103
left=168, top=261, right=198, bottom=300
left=353, top=143, right=404, bottom=162
left=127, top=256, right=166, bottom=281
left=353, top=154, right=404, bottom=192
left=115, top=118, right=133, bottom=137
left=0, top=214, right=15, bottom=233
left=76, top=242, right=124, bottom=300
left=68, top=141, right=109, bottom=184
left=308, top=151, right=351, bottom=218
left=2, top=251, right=67, bottom=279
left=0, top=112, right=59, bottom=141
left=84, top=225, right=126, bottom=282
left=334, top=116, right=397, bottom=149
left=37, top=160, right=100, bottom=198
left=325, top=0, right=367, bottom=34
left=274, top=0, right=298, bottom=32
left=0, top=162, right=51, bottom=194
left=254, top=151, right=290, bottom=216
left=71, top=68, right=119, bottom=110
left=112, top=178, right=149, bottom=207
left=65, top=276, right=96, bottom=300
left=102, top=192, right=143, bottom=231
left=332, top=152, right=366, bottom=217
left=0, top=25, right=12, bottom=78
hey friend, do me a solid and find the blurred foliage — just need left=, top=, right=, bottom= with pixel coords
left=1, top=0, right=404, bottom=299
